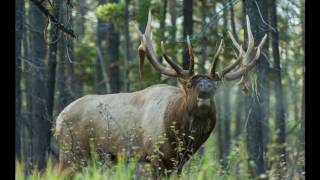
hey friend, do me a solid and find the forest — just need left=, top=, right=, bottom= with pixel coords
left=15, top=0, right=305, bottom=179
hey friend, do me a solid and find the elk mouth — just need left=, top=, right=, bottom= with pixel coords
left=197, top=97, right=211, bottom=107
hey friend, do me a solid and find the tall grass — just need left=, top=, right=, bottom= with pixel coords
left=15, top=134, right=304, bottom=180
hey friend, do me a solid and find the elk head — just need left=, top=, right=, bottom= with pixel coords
left=137, top=11, right=267, bottom=108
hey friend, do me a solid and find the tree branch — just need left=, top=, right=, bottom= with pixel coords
left=30, top=0, right=76, bottom=39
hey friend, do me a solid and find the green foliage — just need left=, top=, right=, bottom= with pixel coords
left=136, top=0, right=151, bottom=28
left=16, top=158, right=68, bottom=180
left=95, top=2, right=125, bottom=28
left=73, top=32, right=97, bottom=93
left=128, top=57, right=162, bottom=91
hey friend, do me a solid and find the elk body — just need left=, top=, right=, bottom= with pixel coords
left=55, top=11, right=267, bottom=178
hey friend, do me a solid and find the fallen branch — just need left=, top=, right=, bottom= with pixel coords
left=30, top=0, right=77, bottom=39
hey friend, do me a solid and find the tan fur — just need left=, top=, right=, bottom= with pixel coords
left=56, top=82, right=216, bottom=177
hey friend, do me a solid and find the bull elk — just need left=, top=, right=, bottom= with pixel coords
left=55, top=11, right=267, bottom=178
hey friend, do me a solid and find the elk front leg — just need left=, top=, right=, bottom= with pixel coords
left=58, top=149, right=81, bottom=180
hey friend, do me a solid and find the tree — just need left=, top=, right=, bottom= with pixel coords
left=221, top=1, right=231, bottom=167
left=56, top=3, right=70, bottom=112
left=108, top=0, right=121, bottom=93
left=23, top=2, right=33, bottom=172
left=300, top=0, right=305, bottom=149
left=182, top=0, right=193, bottom=70
left=197, top=0, right=208, bottom=156
left=168, top=0, right=178, bottom=86
left=96, top=0, right=107, bottom=94
left=65, top=10, right=78, bottom=103
left=158, top=0, right=167, bottom=66
left=269, top=0, right=287, bottom=174
left=229, top=1, right=243, bottom=140
left=229, top=0, right=239, bottom=42
left=46, top=0, right=62, bottom=133
left=57, top=32, right=67, bottom=112
left=199, top=0, right=207, bottom=74
left=123, top=0, right=131, bottom=92
left=15, top=0, right=24, bottom=161
left=245, top=0, right=270, bottom=177
left=29, top=1, right=49, bottom=170
left=76, top=0, right=87, bottom=35
left=300, top=0, right=305, bottom=176
left=216, top=92, right=224, bottom=162
left=222, top=87, right=231, bottom=165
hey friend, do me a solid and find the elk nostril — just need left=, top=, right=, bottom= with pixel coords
left=199, top=83, right=204, bottom=89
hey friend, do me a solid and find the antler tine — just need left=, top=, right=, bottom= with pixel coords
left=222, top=34, right=267, bottom=81
left=216, top=49, right=244, bottom=78
left=210, top=39, right=224, bottom=78
left=137, top=10, right=190, bottom=79
left=144, top=10, right=152, bottom=37
left=244, top=15, right=255, bottom=64
left=136, top=23, right=146, bottom=80
left=228, top=31, right=244, bottom=54
left=216, top=15, right=267, bottom=81
left=161, top=41, right=188, bottom=78
left=187, top=35, right=194, bottom=75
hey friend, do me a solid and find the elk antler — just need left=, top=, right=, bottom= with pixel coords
left=210, top=39, right=224, bottom=80
left=211, top=15, right=267, bottom=81
left=186, top=35, right=195, bottom=76
left=137, top=10, right=192, bottom=79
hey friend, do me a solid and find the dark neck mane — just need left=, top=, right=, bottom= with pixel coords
left=164, top=91, right=216, bottom=152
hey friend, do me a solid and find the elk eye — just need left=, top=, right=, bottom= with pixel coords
left=187, top=83, right=192, bottom=89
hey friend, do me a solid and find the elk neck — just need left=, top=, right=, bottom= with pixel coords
left=164, top=91, right=216, bottom=141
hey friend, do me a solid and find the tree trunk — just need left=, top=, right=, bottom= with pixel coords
left=96, top=0, right=107, bottom=94
left=66, top=10, right=78, bottom=103
left=56, top=3, right=70, bottom=112
left=300, top=0, right=305, bottom=148
left=23, top=3, right=33, bottom=172
left=199, top=0, right=207, bottom=74
left=160, top=0, right=167, bottom=38
left=245, top=0, right=269, bottom=177
left=152, top=0, right=167, bottom=81
left=196, top=0, right=207, bottom=157
left=182, top=0, right=193, bottom=70
left=216, top=93, right=224, bottom=162
left=168, top=0, right=177, bottom=86
left=57, top=33, right=67, bottom=112
left=29, top=1, right=49, bottom=170
left=123, top=0, right=131, bottom=92
left=77, top=0, right=86, bottom=35
left=229, top=0, right=239, bottom=42
left=300, top=0, right=305, bottom=177
left=15, top=0, right=24, bottom=161
left=230, top=2, right=242, bottom=139
left=222, top=87, right=231, bottom=165
left=107, top=0, right=120, bottom=93
left=46, top=0, right=61, bottom=131
left=270, top=0, right=287, bottom=174
left=262, top=2, right=270, bottom=155
left=221, top=2, right=230, bottom=167
left=234, top=87, right=243, bottom=138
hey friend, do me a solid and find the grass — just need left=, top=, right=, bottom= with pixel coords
left=16, top=135, right=245, bottom=180
left=15, top=134, right=304, bottom=180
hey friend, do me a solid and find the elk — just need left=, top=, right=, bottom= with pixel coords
left=55, top=11, right=267, bottom=178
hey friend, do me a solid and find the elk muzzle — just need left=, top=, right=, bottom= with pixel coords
left=196, top=80, right=214, bottom=107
